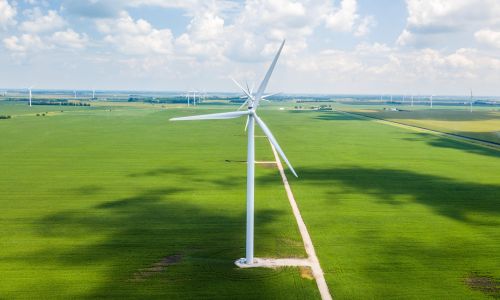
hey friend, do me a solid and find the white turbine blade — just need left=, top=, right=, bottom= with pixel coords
left=245, top=81, right=251, bottom=94
left=170, top=110, right=249, bottom=121
left=262, top=92, right=281, bottom=99
left=231, top=78, right=254, bottom=100
left=255, top=40, right=285, bottom=101
left=254, top=115, right=297, bottom=177
left=238, top=98, right=250, bottom=111
left=244, top=115, right=249, bottom=131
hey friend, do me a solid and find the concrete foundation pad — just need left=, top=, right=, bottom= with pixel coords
left=235, top=257, right=311, bottom=269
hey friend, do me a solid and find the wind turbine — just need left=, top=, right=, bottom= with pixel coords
left=74, top=90, right=77, bottom=100
left=185, top=91, right=191, bottom=106
left=430, top=95, right=433, bottom=108
left=28, top=86, right=34, bottom=107
left=170, top=40, right=296, bottom=265
left=469, top=89, right=473, bottom=112
left=411, top=94, right=414, bottom=107
left=92, top=89, right=96, bottom=100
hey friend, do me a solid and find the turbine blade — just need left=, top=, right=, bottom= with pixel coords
left=262, top=92, right=281, bottom=99
left=255, top=40, right=285, bottom=101
left=231, top=78, right=253, bottom=100
left=254, top=115, right=298, bottom=177
left=244, top=115, right=249, bottom=131
left=238, top=98, right=250, bottom=111
left=170, top=110, right=249, bottom=121
left=245, top=81, right=251, bottom=94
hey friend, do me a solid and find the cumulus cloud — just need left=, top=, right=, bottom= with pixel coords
left=475, top=28, right=500, bottom=48
left=20, top=9, right=65, bottom=33
left=398, top=0, right=500, bottom=47
left=175, top=10, right=225, bottom=60
left=3, top=33, right=45, bottom=52
left=324, top=0, right=359, bottom=32
left=51, top=29, right=88, bottom=49
left=0, top=0, right=16, bottom=28
left=355, top=16, right=376, bottom=37
left=96, top=11, right=174, bottom=55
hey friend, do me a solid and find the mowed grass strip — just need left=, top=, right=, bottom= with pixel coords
left=0, top=103, right=320, bottom=299
left=256, top=109, right=499, bottom=299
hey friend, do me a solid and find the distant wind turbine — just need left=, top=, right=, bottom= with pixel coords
left=171, top=40, right=296, bottom=265
left=469, top=89, right=473, bottom=112
left=28, top=86, right=34, bottom=107
left=430, top=95, right=433, bottom=108
left=185, top=91, right=191, bottom=106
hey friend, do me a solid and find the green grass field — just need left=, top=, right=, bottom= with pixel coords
left=1, top=101, right=499, bottom=299
left=338, top=104, right=500, bottom=144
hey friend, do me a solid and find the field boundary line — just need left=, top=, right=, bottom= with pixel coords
left=337, top=110, right=500, bottom=150
left=269, top=142, right=333, bottom=300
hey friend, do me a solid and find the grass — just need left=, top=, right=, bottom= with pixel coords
left=0, top=102, right=318, bottom=299
left=259, top=108, right=499, bottom=299
left=1, top=101, right=499, bottom=299
left=338, top=104, right=500, bottom=144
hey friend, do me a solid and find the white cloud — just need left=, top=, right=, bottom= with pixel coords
left=398, top=0, right=500, bottom=47
left=0, top=0, right=16, bottom=28
left=475, top=28, right=500, bottom=48
left=20, top=9, right=66, bottom=33
left=324, top=0, right=359, bottom=32
left=3, top=33, right=45, bottom=52
left=355, top=16, right=376, bottom=37
left=97, top=11, right=174, bottom=55
left=51, top=29, right=88, bottom=49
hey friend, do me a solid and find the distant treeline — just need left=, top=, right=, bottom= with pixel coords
left=0, top=115, right=11, bottom=119
left=128, top=96, right=239, bottom=104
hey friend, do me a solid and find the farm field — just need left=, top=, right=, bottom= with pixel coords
left=266, top=108, right=500, bottom=299
left=0, top=102, right=318, bottom=299
left=1, top=101, right=499, bottom=299
left=337, top=104, right=500, bottom=144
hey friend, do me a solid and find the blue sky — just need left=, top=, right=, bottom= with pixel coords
left=1, top=0, right=500, bottom=95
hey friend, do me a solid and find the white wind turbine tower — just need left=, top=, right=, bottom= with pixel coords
left=171, top=40, right=296, bottom=265
left=430, top=95, right=433, bottom=108
left=411, top=94, right=414, bottom=107
left=28, top=86, right=34, bottom=107
left=469, top=89, right=473, bottom=112
left=192, top=90, right=198, bottom=106
left=185, top=91, right=191, bottom=106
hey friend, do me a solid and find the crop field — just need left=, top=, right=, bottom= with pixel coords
left=337, top=104, right=500, bottom=144
left=1, top=101, right=499, bottom=299
left=0, top=102, right=318, bottom=299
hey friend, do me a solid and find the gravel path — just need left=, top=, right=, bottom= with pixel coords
left=269, top=143, right=333, bottom=300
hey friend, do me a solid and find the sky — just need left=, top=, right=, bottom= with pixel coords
left=1, top=0, right=500, bottom=95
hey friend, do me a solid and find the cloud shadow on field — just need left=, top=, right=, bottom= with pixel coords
left=404, top=132, right=500, bottom=158
left=15, top=187, right=311, bottom=299
left=348, top=109, right=500, bottom=122
left=258, top=167, right=500, bottom=226
left=314, top=112, right=366, bottom=121
left=128, top=166, right=195, bottom=177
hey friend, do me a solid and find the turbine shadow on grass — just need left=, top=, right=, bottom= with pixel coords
left=21, top=187, right=314, bottom=299
left=258, top=167, right=500, bottom=226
